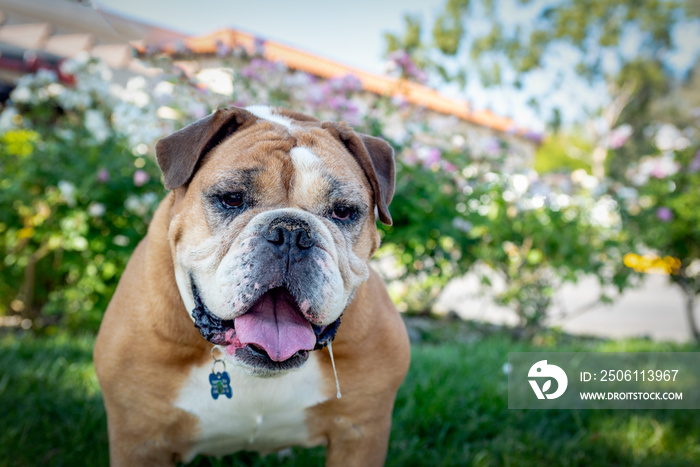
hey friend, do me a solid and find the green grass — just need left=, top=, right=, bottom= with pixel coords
left=1, top=326, right=699, bottom=466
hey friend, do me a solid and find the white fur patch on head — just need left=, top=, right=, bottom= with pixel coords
left=245, top=105, right=293, bottom=129
left=289, top=147, right=320, bottom=172
left=289, top=147, right=326, bottom=203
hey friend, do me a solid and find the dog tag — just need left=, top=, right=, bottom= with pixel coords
left=210, top=347, right=232, bottom=400
left=209, top=370, right=232, bottom=400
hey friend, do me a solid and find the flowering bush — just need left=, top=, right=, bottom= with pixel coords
left=381, top=146, right=636, bottom=332
left=466, top=173, right=635, bottom=332
left=0, top=60, right=164, bottom=331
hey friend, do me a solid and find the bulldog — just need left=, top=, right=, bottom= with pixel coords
left=93, top=105, right=411, bottom=466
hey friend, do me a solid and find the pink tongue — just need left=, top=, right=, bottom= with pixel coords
left=234, top=289, right=316, bottom=362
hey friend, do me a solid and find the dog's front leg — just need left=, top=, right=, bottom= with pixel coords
left=103, top=398, right=195, bottom=467
left=106, top=423, right=178, bottom=467
left=323, top=408, right=395, bottom=467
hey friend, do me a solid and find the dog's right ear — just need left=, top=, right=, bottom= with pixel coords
left=155, top=107, right=257, bottom=190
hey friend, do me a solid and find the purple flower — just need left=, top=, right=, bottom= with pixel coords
left=133, top=170, right=150, bottom=187
left=334, top=74, right=362, bottom=93
left=410, top=66, right=428, bottom=84
left=443, top=162, right=457, bottom=173
left=387, top=50, right=428, bottom=83
left=304, top=84, right=325, bottom=106
left=656, top=207, right=673, bottom=222
left=240, top=65, right=258, bottom=80
left=524, top=131, right=543, bottom=144
left=689, top=150, right=700, bottom=173
left=343, top=100, right=359, bottom=114
left=254, top=37, right=266, bottom=55
left=215, top=40, right=231, bottom=58
left=241, top=58, right=283, bottom=81
left=423, top=148, right=441, bottom=168
left=97, top=168, right=109, bottom=183
left=324, top=96, right=339, bottom=111
left=485, top=138, right=502, bottom=156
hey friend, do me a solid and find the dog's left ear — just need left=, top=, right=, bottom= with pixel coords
left=322, top=122, right=396, bottom=225
left=155, top=107, right=257, bottom=190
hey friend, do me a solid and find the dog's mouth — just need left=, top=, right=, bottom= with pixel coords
left=191, top=283, right=340, bottom=371
left=233, top=286, right=316, bottom=362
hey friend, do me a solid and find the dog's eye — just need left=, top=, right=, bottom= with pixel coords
left=218, top=192, right=245, bottom=209
left=332, top=205, right=355, bottom=221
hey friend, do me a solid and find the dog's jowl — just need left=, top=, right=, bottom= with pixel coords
left=93, top=106, right=411, bottom=466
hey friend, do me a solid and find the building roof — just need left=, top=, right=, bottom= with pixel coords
left=0, top=0, right=186, bottom=76
left=148, top=28, right=527, bottom=136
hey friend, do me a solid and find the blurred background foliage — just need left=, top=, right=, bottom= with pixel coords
left=0, top=63, right=165, bottom=332
left=0, top=0, right=698, bottom=340
left=384, top=0, right=700, bottom=337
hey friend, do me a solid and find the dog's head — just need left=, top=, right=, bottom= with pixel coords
left=155, top=106, right=394, bottom=376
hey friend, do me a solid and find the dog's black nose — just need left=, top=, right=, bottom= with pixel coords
left=264, top=217, right=315, bottom=255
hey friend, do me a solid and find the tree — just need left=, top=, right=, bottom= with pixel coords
left=385, top=0, right=700, bottom=179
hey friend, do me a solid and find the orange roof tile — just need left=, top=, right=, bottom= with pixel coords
left=153, top=28, right=527, bottom=136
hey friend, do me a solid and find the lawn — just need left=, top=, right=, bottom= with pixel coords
left=1, top=322, right=699, bottom=467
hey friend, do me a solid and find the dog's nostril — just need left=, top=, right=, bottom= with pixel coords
left=296, top=229, right=314, bottom=249
left=264, top=226, right=285, bottom=245
left=264, top=218, right=315, bottom=251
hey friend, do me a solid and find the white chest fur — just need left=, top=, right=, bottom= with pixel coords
left=175, top=352, right=330, bottom=462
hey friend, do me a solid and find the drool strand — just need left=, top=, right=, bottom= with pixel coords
left=328, top=342, right=341, bottom=399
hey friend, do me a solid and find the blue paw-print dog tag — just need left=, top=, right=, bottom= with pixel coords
left=209, top=370, right=232, bottom=400
left=208, top=348, right=232, bottom=400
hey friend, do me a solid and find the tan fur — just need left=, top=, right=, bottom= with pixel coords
left=94, top=108, right=410, bottom=466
